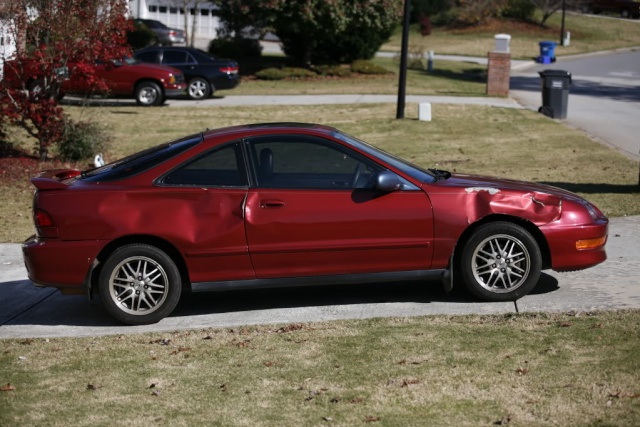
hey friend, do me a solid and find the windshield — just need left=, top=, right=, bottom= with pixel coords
left=332, top=130, right=437, bottom=184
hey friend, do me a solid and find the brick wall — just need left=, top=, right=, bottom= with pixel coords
left=486, top=52, right=511, bottom=97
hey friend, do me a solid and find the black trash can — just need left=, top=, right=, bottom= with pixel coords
left=538, top=69, right=571, bottom=119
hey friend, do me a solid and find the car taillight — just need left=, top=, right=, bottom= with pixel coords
left=168, top=31, right=176, bottom=36
left=220, top=66, right=238, bottom=75
left=34, top=209, right=54, bottom=227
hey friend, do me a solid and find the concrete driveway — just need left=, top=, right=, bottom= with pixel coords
left=1, top=215, right=638, bottom=339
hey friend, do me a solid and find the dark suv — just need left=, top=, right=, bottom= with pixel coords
left=589, top=0, right=640, bottom=18
left=134, top=47, right=240, bottom=100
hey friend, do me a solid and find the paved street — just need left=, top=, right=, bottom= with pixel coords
left=511, top=49, right=640, bottom=160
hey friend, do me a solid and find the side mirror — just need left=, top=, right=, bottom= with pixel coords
left=376, top=170, right=402, bottom=192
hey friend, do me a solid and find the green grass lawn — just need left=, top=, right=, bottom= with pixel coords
left=382, top=13, right=640, bottom=59
left=1, top=311, right=639, bottom=426
left=229, top=58, right=487, bottom=97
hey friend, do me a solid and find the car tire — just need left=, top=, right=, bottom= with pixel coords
left=187, top=77, right=211, bottom=100
left=135, top=81, right=164, bottom=106
left=99, top=244, right=182, bottom=325
left=460, top=222, right=541, bottom=302
left=27, top=79, right=45, bottom=100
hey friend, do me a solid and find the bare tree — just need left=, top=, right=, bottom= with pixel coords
left=163, top=0, right=206, bottom=47
left=529, top=0, right=586, bottom=26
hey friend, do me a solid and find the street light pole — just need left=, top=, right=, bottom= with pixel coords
left=396, top=0, right=410, bottom=119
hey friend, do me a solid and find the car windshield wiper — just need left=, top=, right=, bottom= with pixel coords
left=428, top=168, right=451, bottom=181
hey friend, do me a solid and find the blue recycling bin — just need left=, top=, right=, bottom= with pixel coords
left=537, top=41, right=557, bottom=64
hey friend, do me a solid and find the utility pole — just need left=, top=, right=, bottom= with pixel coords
left=396, top=0, right=410, bottom=119
left=560, top=0, right=566, bottom=46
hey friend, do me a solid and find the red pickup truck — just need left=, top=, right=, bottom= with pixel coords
left=3, top=57, right=187, bottom=106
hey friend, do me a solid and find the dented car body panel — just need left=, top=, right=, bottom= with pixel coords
left=22, top=123, right=608, bottom=313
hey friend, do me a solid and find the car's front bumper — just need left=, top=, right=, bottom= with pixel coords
left=165, top=84, right=187, bottom=98
left=542, top=219, right=608, bottom=272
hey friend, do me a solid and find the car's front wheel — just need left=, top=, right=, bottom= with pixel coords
left=460, top=222, right=541, bottom=301
left=99, top=244, right=182, bottom=325
left=135, top=81, right=164, bottom=106
left=187, top=77, right=211, bottom=100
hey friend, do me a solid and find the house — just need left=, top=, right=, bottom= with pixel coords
left=128, top=0, right=221, bottom=41
left=0, top=7, right=17, bottom=80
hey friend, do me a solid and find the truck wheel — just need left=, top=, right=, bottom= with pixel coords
left=135, top=81, right=163, bottom=106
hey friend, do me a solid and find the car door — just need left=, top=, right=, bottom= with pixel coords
left=243, top=134, right=435, bottom=279
left=157, top=141, right=254, bottom=283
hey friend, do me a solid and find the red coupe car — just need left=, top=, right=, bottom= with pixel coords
left=22, top=123, right=608, bottom=325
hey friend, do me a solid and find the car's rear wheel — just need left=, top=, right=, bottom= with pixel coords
left=460, top=222, right=541, bottom=301
left=187, top=77, right=211, bottom=100
left=99, top=244, right=181, bottom=325
left=135, top=81, right=163, bottom=106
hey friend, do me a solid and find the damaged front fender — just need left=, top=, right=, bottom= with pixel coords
left=464, top=187, right=562, bottom=226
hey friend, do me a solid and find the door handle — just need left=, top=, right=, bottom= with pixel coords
left=260, top=199, right=285, bottom=209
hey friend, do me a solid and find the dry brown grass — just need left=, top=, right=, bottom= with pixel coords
left=1, top=311, right=639, bottom=426
left=382, top=13, right=640, bottom=59
left=1, top=103, right=638, bottom=243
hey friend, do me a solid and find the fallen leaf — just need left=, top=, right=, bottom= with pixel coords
left=515, top=367, right=529, bottom=376
left=278, top=323, right=304, bottom=333
left=330, top=397, right=340, bottom=403
left=149, top=383, right=157, bottom=389
left=86, top=383, right=101, bottom=390
left=493, top=414, right=511, bottom=425
left=364, top=415, right=380, bottom=422
left=219, top=384, right=227, bottom=392
left=322, top=417, right=333, bottom=422
left=19, top=339, right=34, bottom=345
left=349, top=397, right=364, bottom=404
left=151, top=389, right=161, bottom=396
left=170, top=347, right=191, bottom=355
left=401, top=379, right=421, bottom=387
left=1, top=383, right=16, bottom=392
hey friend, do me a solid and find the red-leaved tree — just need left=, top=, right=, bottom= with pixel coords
left=0, top=0, right=131, bottom=159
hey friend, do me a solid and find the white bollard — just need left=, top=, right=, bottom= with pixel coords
left=418, top=102, right=432, bottom=121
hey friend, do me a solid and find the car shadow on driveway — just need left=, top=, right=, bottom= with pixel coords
left=0, top=274, right=560, bottom=329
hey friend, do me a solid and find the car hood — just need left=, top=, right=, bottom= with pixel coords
left=426, top=173, right=595, bottom=226
left=436, top=173, right=584, bottom=202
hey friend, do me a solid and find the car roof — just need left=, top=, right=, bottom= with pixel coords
left=201, top=123, right=336, bottom=140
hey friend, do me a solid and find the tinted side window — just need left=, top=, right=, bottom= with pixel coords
left=81, top=135, right=202, bottom=182
left=161, top=143, right=247, bottom=187
left=248, top=136, right=380, bottom=189
left=162, top=51, right=188, bottom=64
left=136, top=51, right=158, bottom=63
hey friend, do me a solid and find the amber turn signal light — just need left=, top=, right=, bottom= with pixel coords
left=576, top=236, right=607, bottom=250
